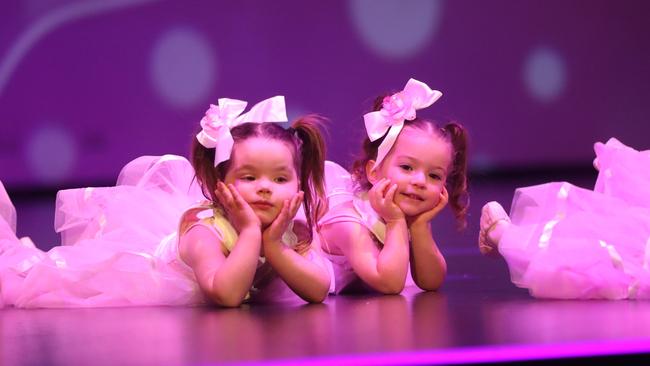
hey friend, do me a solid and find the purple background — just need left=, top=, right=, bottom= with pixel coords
left=1, top=0, right=650, bottom=251
left=2, top=0, right=650, bottom=188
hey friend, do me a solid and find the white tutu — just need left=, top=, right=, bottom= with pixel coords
left=0, top=155, right=207, bottom=307
left=499, top=138, right=650, bottom=299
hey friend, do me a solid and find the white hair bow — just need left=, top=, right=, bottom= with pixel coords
left=363, top=79, right=442, bottom=169
left=196, top=96, right=288, bottom=166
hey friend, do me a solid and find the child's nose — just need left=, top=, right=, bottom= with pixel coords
left=257, top=179, right=272, bottom=195
left=411, top=171, right=427, bottom=186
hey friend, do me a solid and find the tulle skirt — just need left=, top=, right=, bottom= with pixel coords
left=499, top=138, right=650, bottom=299
left=0, top=155, right=208, bottom=308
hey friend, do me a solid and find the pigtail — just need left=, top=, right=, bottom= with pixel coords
left=350, top=139, right=378, bottom=193
left=291, top=115, right=328, bottom=237
left=442, top=122, right=470, bottom=230
left=191, top=137, right=221, bottom=204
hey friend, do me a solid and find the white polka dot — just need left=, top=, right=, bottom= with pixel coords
left=150, top=27, right=216, bottom=109
left=348, top=0, right=443, bottom=60
left=523, top=46, right=567, bottom=103
left=25, top=125, right=77, bottom=183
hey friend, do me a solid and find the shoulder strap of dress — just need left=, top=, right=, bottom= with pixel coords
left=319, top=195, right=386, bottom=246
left=179, top=203, right=211, bottom=232
left=178, top=203, right=227, bottom=244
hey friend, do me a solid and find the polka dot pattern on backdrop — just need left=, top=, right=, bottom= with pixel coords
left=348, top=0, right=443, bottom=60
left=523, top=46, right=567, bottom=103
left=150, top=26, right=216, bottom=109
left=25, top=125, right=77, bottom=184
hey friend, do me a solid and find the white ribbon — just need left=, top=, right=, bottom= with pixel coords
left=363, top=79, right=442, bottom=169
left=196, top=96, right=288, bottom=166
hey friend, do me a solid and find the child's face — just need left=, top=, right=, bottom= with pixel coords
left=367, top=126, right=452, bottom=217
left=224, top=137, right=299, bottom=227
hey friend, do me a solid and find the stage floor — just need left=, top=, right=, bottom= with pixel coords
left=2, top=275, right=650, bottom=366
left=3, top=172, right=650, bottom=365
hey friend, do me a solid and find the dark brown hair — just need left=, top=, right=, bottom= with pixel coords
left=191, top=115, right=328, bottom=241
left=350, top=96, right=469, bottom=229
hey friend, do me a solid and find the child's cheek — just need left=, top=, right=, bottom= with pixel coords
left=430, top=195, right=440, bottom=208
left=430, top=185, right=444, bottom=206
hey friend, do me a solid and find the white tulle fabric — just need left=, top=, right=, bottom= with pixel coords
left=0, top=155, right=304, bottom=308
left=0, top=181, right=16, bottom=233
left=499, top=138, right=650, bottom=299
left=0, top=155, right=208, bottom=307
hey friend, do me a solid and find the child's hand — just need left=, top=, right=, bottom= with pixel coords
left=263, top=191, right=304, bottom=244
left=369, top=178, right=405, bottom=224
left=214, top=182, right=261, bottom=233
left=407, top=186, right=448, bottom=229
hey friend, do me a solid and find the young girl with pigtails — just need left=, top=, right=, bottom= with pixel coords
left=0, top=96, right=331, bottom=308
left=318, top=78, right=470, bottom=295
left=182, top=97, right=331, bottom=306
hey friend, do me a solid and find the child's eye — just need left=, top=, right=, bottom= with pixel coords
left=241, top=176, right=256, bottom=181
left=399, top=165, right=413, bottom=171
left=429, top=173, right=441, bottom=180
left=275, top=177, right=288, bottom=183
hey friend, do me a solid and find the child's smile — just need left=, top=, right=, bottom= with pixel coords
left=369, top=126, right=451, bottom=217
left=401, top=192, right=425, bottom=201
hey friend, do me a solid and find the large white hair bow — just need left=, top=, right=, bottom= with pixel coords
left=363, top=79, right=442, bottom=169
left=196, top=96, right=288, bottom=166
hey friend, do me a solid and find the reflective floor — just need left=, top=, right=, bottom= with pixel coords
left=3, top=172, right=650, bottom=365
left=2, top=277, right=650, bottom=366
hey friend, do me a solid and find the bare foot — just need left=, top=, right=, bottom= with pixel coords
left=478, top=201, right=511, bottom=256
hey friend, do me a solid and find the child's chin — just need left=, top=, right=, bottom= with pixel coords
left=258, top=218, right=272, bottom=228
left=257, top=217, right=268, bottom=227
left=258, top=213, right=279, bottom=228
left=400, top=204, right=434, bottom=218
left=399, top=207, right=420, bottom=218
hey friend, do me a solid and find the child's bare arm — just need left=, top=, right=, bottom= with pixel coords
left=407, top=188, right=449, bottom=290
left=179, top=225, right=261, bottom=307
left=263, top=242, right=330, bottom=303
left=408, top=225, right=447, bottom=291
left=262, top=192, right=330, bottom=302
left=320, top=219, right=409, bottom=294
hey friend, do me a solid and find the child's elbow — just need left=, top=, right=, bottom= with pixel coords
left=302, top=283, right=330, bottom=304
left=375, top=272, right=408, bottom=294
left=375, top=281, right=405, bottom=295
left=416, top=281, right=443, bottom=292
left=381, top=286, right=405, bottom=295
left=208, top=289, right=246, bottom=308
left=212, top=295, right=245, bottom=308
left=304, top=292, right=327, bottom=304
left=415, top=273, right=446, bottom=292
